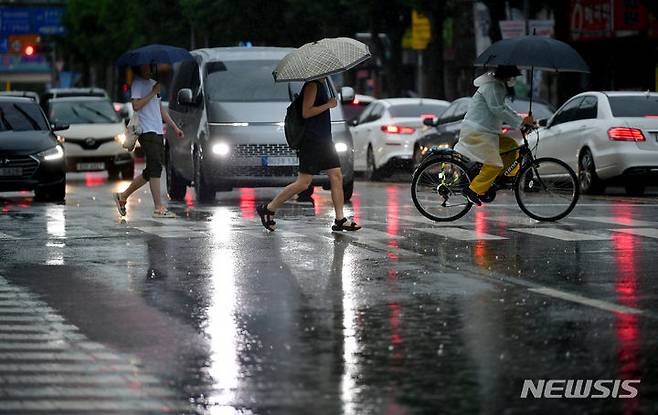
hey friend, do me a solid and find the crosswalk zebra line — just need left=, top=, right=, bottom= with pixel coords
left=573, top=216, right=658, bottom=227
left=611, top=228, right=658, bottom=239
left=510, top=228, right=610, bottom=241
left=414, top=227, right=507, bottom=241
left=0, top=374, right=161, bottom=385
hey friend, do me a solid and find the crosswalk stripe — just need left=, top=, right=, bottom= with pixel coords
left=529, top=287, right=642, bottom=315
left=0, top=374, right=161, bottom=385
left=0, top=314, right=65, bottom=323
left=414, top=227, right=507, bottom=241
left=0, top=400, right=188, bottom=412
left=573, top=216, right=658, bottom=227
left=0, top=307, right=56, bottom=314
left=395, top=215, right=473, bottom=227
left=0, top=300, right=47, bottom=308
left=611, top=228, right=658, bottom=239
left=0, top=363, right=140, bottom=373
left=0, top=386, right=177, bottom=398
left=0, top=232, right=17, bottom=240
left=0, top=324, right=79, bottom=333
left=510, top=228, right=610, bottom=241
left=0, top=333, right=86, bottom=341
left=0, top=352, right=96, bottom=361
left=131, top=226, right=208, bottom=239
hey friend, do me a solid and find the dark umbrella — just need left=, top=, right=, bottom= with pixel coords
left=474, top=34, right=590, bottom=114
left=116, top=44, right=194, bottom=67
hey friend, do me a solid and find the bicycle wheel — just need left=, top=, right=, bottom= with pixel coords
left=411, top=156, right=473, bottom=222
left=515, top=157, right=579, bottom=221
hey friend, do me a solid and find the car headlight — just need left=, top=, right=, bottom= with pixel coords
left=114, top=133, right=127, bottom=145
left=212, top=142, right=230, bottom=156
left=335, top=142, right=348, bottom=152
left=37, top=145, right=64, bottom=161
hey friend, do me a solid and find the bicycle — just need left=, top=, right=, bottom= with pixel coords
left=411, top=126, right=580, bottom=222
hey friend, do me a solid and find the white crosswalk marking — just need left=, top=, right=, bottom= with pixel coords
left=573, top=216, right=658, bottom=227
left=130, top=226, right=208, bottom=239
left=0, top=231, right=17, bottom=239
left=0, top=275, right=191, bottom=412
left=395, top=215, right=474, bottom=227
left=611, top=228, right=658, bottom=239
left=414, top=227, right=507, bottom=241
left=510, top=228, right=610, bottom=241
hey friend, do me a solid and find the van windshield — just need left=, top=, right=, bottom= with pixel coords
left=205, top=60, right=303, bottom=102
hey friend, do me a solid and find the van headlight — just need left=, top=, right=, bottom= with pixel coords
left=114, top=133, right=127, bottom=145
left=212, top=142, right=231, bottom=156
left=37, top=145, right=64, bottom=161
left=335, top=142, right=348, bottom=152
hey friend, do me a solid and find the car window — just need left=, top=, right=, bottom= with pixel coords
left=507, top=100, right=554, bottom=120
left=357, top=104, right=374, bottom=124
left=0, top=102, right=49, bottom=131
left=578, top=96, right=598, bottom=120
left=551, top=97, right=585, bottom=126
left=343, top=100, right=370, bottom=122
left=205, top=60, right=302, bottom=102
left=388, top=103, right=449, bottom=118
left=49, top=99, right=120, bottom=125
left=608, top=96, right=658, bottom=117
left=170, top=60, right=200, bottom=112
left=439, top=103, right=458, bottom=122
left=368, top=103, right=384, bottom=122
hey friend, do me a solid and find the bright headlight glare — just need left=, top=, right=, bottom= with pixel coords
left=335, top=142, right=348, bottom=152
left=212, top=142, right=231, bottom=156
left=114, top=133, right=127, bottom=145
left=38, top=145, right=64, bottom=161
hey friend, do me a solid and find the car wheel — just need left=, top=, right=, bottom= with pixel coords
left=297, top=185, right=314, bottom=201
left=121, top=160, right=135, bottom=181
left=625, top=182, right=645, bottom=196
left=194, top=151, right=215, bottom=203
left=166, top=156, right=187, bottom=201
left=578, top=149, right=604, bottom=194
left=34, top=182, right=65, bottom=202
left=366, top=146, right=382, bottom=181
left=107, top=165, right=120, bottom=181
left=343, top=180, right=354, bottom=202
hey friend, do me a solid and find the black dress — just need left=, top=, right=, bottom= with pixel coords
left=297, top=81, right=341, bottom=175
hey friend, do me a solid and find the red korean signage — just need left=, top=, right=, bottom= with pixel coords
left=613, top=0, right=648, bottom=31
left=570, top=0, right=613, bottom=41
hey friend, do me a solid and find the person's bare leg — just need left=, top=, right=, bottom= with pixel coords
left=120, top=174, right=147, bottom=201
left=149, top=177, right=164, bottom=211
left=267, top=173, right=312, bottom=211
left=327, top=168, right=345, bottom=219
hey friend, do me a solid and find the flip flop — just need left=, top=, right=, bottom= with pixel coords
left=113, top=193, right=127, bottom=216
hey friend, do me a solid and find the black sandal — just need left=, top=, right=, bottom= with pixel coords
left=332, top=217, right=361, bottom=232
left=257, top=203, right=276, bottom=231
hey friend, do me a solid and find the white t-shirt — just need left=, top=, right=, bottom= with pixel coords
left=131, top=77, right=163, bottom=135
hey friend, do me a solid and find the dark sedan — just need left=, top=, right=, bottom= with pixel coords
left=0, top=97, right=68, bottom=202
left=413, top=96, right=555, bottom=167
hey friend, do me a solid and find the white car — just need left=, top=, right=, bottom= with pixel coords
left=48, top=96, right=134, bottom=180
left=531, top=91, right=658, bottom=195
left=350, top=98, right=450, bottom=179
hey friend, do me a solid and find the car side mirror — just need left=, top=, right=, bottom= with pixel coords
left=538, top=118, right=548, bottom=127
left=177, top=88, right=194, bottom=106
left=340, top=86, right=355, bottom=103
left=423, top=117, right=436, bottom=127
left=52, top=123, right=69, bottom=132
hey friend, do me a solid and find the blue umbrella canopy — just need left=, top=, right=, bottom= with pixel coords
left=116, top=44, right=194, bottom=66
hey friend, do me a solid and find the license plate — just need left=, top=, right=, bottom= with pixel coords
left=262, top=156, right=298, bottom=167
left=77, top=162, right=105, bottom=171
left=0, top=167, right=22, bottom=176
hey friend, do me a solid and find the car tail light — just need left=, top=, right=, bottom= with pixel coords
left=382, top=125, right=416, bottom=134
left=501, top=127, right=512, bottom=135
left=608, top=127, right=646, bottom=141
left=113, top=103, right=122, bottom=112
left=352, top=98, right=361, bottom=105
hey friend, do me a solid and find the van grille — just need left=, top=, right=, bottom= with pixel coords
left=233, top=144, right=296, bottom=158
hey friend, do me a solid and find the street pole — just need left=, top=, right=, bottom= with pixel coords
left=417, top=50, right=423, bottom=97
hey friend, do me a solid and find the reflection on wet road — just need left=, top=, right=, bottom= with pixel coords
left=1, top=170, right=658, bottom=414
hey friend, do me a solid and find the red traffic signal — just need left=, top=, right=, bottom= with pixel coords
left=24, top=45, right=35, bottom=56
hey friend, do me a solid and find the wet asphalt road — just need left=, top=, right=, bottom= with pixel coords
left=1, top=166, right=658, bottom=415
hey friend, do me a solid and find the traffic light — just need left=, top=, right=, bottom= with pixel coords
left=24, top=45, right=35, bottom=57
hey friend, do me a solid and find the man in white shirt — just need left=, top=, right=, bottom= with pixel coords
left=113, top=64, right=184, bottom=218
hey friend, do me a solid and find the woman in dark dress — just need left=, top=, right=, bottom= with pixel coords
left=257, top=79, right=361, bottom=232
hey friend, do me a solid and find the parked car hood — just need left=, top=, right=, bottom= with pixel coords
left=0, top=130, right=57, bottom=155
left=59, top=123, right=125, bottom=140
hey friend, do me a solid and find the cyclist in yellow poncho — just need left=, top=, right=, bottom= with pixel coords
left=454, top=66, right=534, bottom=206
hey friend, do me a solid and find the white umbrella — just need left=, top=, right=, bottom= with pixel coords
left=272, top=37, right=371, bottom=83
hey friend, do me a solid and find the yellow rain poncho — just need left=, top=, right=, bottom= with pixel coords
left=454, top=73, right=524, bottom=167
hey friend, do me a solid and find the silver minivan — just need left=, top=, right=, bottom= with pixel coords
left=165, top=47, right=355, bottom=202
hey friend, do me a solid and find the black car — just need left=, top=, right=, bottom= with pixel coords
left=413, top=97, right=555, bottom=167
left=0, top=97, right=68, bottom=201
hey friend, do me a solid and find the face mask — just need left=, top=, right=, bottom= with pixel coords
left=506, top=78, right=517, bottom=87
